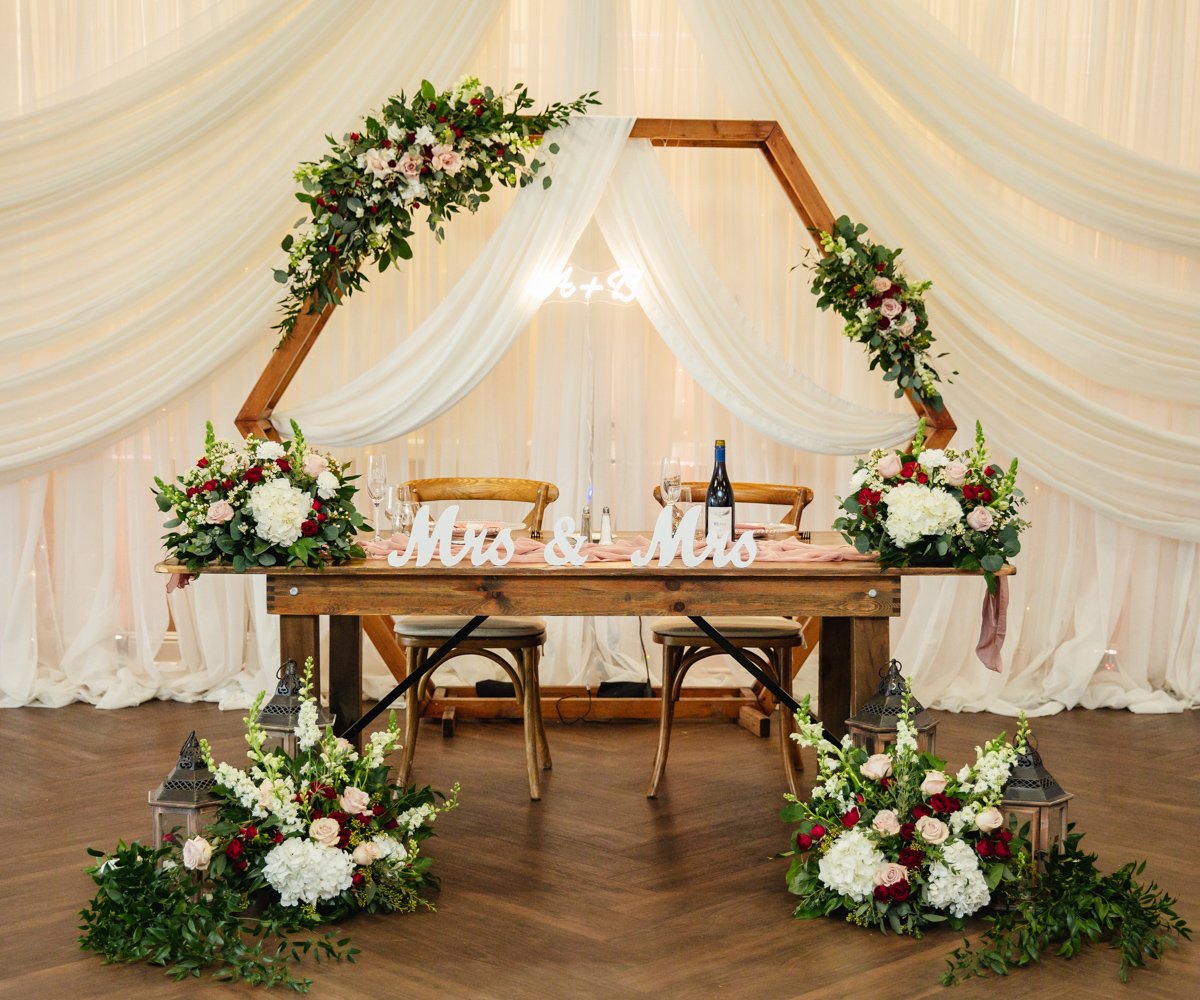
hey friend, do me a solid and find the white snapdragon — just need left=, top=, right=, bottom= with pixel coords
left=212, top=762, right=262, bottom=814
left=262, top=840, right=355, bottom=907
left=366, top=729, right=399, bottom=768
left=395, top=802, right=439, bottom=835
left=295, top=700, right=322, bottom=752
left=817, top=830, right=885, bottom=902
left=895, top=716, right=918, bottom=755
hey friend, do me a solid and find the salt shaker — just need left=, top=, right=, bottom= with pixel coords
left=580, top=505, right=592, bottom=542
left=599, top=506, right=614, bottom=545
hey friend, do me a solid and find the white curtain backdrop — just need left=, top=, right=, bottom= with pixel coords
left=2, top=0, right=1197, bottom=716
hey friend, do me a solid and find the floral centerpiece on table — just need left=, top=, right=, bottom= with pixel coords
left=808, top=215, right=948, bottom=410
left=833, top=419, right=1028, bottom=593
left=779, top=689, right=1028, bottom=936
left=153, top=420, right=365, bottom=572
left=274, top=76, right=599, bottom=340
left=80, top=658, right=459, bottom=990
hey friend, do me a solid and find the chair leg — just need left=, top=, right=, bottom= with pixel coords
left=520, top=647, right=542, bottom=801
left=527, top=645, right=552, bottom=771
left=773, top=647, right=802, bottom=796
left=647, top=646, right=681, bottom=798
left=399, top=647, right=423, bottom=787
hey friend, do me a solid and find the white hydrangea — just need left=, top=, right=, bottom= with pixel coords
left=255, top=441, right=286, bottom=461
left=247, top=478, right=309, bottom=547
left=916, top=448, right=948, bottom=469
left=315, top=470, right=340, bottom=500
left=817, top=829, right=886, bottom=902
left=950, top=803, right=979, bottom=836
left=922, top=839, right=990, bottom=918
left=882, top=483, right=963, bottom=547
left=262, top=840, right=355, bottom=907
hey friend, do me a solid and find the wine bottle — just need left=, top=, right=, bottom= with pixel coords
left=705, top=439, right=735, bottom=541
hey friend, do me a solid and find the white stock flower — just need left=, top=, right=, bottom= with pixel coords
left=413, top=125, right=436, bottom=146
left=396, top=802, right=438, bottom=835
left=315, top=470, right=340, bottom=500
left=917, top=449, right=948, bottom=469
left=295, top=700, right=322, bottom=751
left=213, top=762, right=263, bottom=814
left=248, top=478, right=310, bottom=547
left=817, top=829, right=886, bottom=902
left=262, top=839, right=355, bottom=907
left=882, top=483, right=963, bottom=547
left=255, top=441, right=285, bottom=461
left=922, top=839, right=990, bottom=918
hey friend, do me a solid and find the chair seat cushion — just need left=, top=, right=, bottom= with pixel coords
left=651, top=616, right=801, bottom=640
left=393, top=615, right=546, bottom=638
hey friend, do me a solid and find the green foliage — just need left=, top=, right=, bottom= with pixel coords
left=78, top=840, right=358, bottom=991
left=941, top=829, right=1191, bottom=985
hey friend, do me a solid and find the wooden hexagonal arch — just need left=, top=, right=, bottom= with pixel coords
left=234, top=118, right=956, bottom=703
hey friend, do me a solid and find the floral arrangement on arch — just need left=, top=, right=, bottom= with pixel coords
left=153, top=421, right=365, bottom=572
left=780, top=689, right=1028, bottom=935
left=274, top=76, right=599, bottom=340
left=833, top=419, right=1028, bottom=593
left=79, top=658, right=459, bottom=990
left=808, top=215, right=949, bottom=411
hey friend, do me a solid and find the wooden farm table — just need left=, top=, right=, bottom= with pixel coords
left=158, top=540, right=1007, bottom=746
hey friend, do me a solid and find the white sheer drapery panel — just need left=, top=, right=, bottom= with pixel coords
left=0, top=0, right=502, bottom=480
left=682, top=0, right=1200, bottom=542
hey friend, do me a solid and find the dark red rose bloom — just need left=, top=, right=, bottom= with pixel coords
left=900, top=822, right=915, bottom=842
left=317, top=513, right=328, bottom=523
left=999, top=829, right=1013, bottom=844
left=203, top=479, right=218, bottom=492
left=300, top=520, right=318, bottom=537
left=323, top=786, right=337, bottom=800
left=866, top=295, right=882, bottom=309
left=373, top=803, right=385, bottom=815
left=877, top=317, right=891, bottom=330
left=330, top=810, right=348, bottom=826
left=350, top=132, right=360, bottom=142
left=810, top=824, right=826, bottom=840
left=225, top=839, right=244, bottom=860
left=915, top=471, right=928, bottom=484
left=994, top=840, right=1012, bottom=860
left=980, top=487, right=994, bottom=503
left=880, top=776, right=893, bottom=790
left=385, top=818, right=399, bottom=829
left=856, top=793, right=865, bottom=804
left=329, top=245, right=340, bottom=256
left=223, top=479, right=233, bottom=489
left=185, top=486, right=198, bottom=498
left=911, top=803, right=931, bottom=820
left=239, top=825, right=258, bottom=840
left=387, top=159, right=397, bottom=168
left=312, top=809, right=323, bottom=820
left=316, top=196, right=326, bottom=208
left=841, top=808, right=860, bottom=829
left=930, top=793, right=953, bottom=814
left=162, top=833, right=177, bottom=844
left=272, top=831, right=284, bottom=843
left=196, top=457, right=208, bottom=468
left=976, top=839, right=992, bottom=858
left=962, top=484, right=979, bottom=501
left=352, top=872, right=365, bottom=889
left=888, top=284, right=901, bottom=297
left=438, top=116, right=447, bottom=123
left=275, top=458, right=290, bottom=472
left=428, top=102, right=437, bottom=111
left=311, top=498, right=322, bottom=511
left=235, top=859, right=248, bottom=873
left=370, top=205, right=379, bottom=215
left=243, top=466, right=264, bottom=483
left=875, top=263, right=886, bottom=273
left=890, top=880, right=911, bottom=902
left=986, top=465, right=1001, bottom=477
left=329, top=189, right=337, bottom=197
left=453, top=127, right=463, bottom=138
left=475, top=107, right=483, bottom=117
left=944, top=796, right=962, bottom=813
left=796, top=833, right=813, bottom=851
left=898, top=847, right=923, bottom=868
left=874, top=884, right=891, bottom=902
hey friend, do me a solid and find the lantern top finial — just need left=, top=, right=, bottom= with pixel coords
left=275, top=658, right=301, bottom=696
left=151, top=730, right=217, bottom=806
left=176, top=730, right=204, bottom=771
left=1003, top=728, right=1069, bottom=803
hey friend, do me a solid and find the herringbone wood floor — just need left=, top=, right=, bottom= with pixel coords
left=1, top=701, right=1196, bottom=999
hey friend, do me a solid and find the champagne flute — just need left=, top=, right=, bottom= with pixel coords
left=396, top=485, right=416, bottom=535
left=366, top=455, right=387, bottom=543
left=660, top=457, right=682, bottom=525
left=383, top=485, right=400, bottom=532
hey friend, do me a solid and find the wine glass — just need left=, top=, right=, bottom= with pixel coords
left=366, top=455, right=387, bottom=543
left=660, top=457, right=682, bottom=524
left=395, top=485, right=416, bottom=535
left=674, top=485, right=693, bottom=532
left=383, top=485, right=401, bottom=532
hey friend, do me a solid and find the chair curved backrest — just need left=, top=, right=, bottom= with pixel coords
left=403, top=477, right=560, bottom=538
left=652, top=481, right=814, bottom=533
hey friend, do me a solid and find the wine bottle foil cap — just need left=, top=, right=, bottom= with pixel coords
left=715, top=438, right=725, bottom=446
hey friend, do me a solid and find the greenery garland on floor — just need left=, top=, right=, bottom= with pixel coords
left=941, top=829, right=1191, bottom=985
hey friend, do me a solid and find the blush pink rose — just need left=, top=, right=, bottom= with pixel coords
left=205, top=500, right=235, bottom=524
left=915, top=815, right=950, bottom=845
left=872, top=809, right=902, bottom=836
left=860, top=754, right=893, bottom=780
left=363, top=148, right=393, bottom=178
left=919, top=770, right=948, bottom=796
left=182, top=836, right=213, bottom=870
left=309, top=816, right=340, bottom=848
left=352, top=841, right=383, bottom=866
left=877, top=454, right=903, bottom=478
left=976, top=806, right=1005, bottom=832
left=399, top=153, right=423, bottom=177
left=432, top=144, right=462, bottom=175
left=302, top=453, right=329, bottom=477
left=967, top=506, right=995, bottom=531
left=873, top=862, right=909, bottom=886
left=942, top=461, right=969, bottom=487
left=880, top=298, right=902, bottom=319
left=871, top=276, right=892, bottom=293
left=339, top=786, right=372, bottom=815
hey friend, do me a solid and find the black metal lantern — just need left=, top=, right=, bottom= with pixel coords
left=148, top=731, right=219, bottom=844
left=844, top=659, right=938, bottom=755
left=254, top=659, right=334, bottom=755
left=1002, top=731, right=1072, bottom=863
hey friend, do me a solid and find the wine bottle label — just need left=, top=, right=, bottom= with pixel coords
left=708, top=507, right=733, bottom=541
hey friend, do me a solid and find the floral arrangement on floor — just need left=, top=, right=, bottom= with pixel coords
left=153, top=421, right=366, bottom=572
left=807, top=215, right=948, bottom=411
left=274, top=76, right=599, bottom=340
left=80, top=658, right=459, bottom=991
left=833, top=418, right=1028, bottom=593
left=779, top=689, right=1028, bottom=936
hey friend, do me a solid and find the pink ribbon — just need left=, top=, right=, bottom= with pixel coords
left=975, top=576, right=1010, bottom=672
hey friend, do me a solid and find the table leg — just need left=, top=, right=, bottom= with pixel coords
left=279, top=615, right=321, bottom=698
left=328, top=615, right=363, bottom=751
left=818, top=617, right=889, bottom=739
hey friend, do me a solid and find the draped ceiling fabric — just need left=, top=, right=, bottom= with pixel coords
left=1, top=0, right=1197, bottom=715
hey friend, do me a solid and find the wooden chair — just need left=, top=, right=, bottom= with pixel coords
left=646, top=482, right=815, bottom=798
left=393, top=477, right=559, bottom=800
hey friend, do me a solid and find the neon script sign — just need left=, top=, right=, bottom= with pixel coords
left=549, top=265, right=643, bottom=304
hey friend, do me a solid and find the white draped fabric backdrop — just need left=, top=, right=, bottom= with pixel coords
left=2, top=0, right=1197, bottom=715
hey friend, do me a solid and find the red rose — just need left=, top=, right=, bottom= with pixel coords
left=239, top=825, right=258, bottom=840
left=311, top=499, right=322, bottom=511
left=475, top=108, right=483, bottom=117
left=980, top=487, right=994, bottom=503
left=810, top=824, right=826, bottom=840
left=875, top=263, right=886, bottom=273
left=915, top=471, right=927, bottom=484
left=866, top=295, right=882, bottom=309
left=900, top=461, right=919, bottom=479
left=930, top=793, right=952, bottom=814
left=329, top=246, right=340, bottom=256
left=841, top=808, right=860, bottom=829
left=370, top=205, right=379, bottom=215
left=888, top=284, right=901, bottom=297
left=976, top=839, right=992, bottom=858
left=330, top=810, right=348, bottom=826
left=203, top=479, right=218, bottom=492
left=385, top=819, right=399, bottom=829
left=243, top=466, right=264, bottom=483
left=898, top=847, right=923, bottom=868
left=185, top=486, right=198, bottom=498
left=323, top=786, right=336, bottom=800
left=225, top=839, right=244, bottom=860
left=276, top=458, right=290, bottom=472
left=962, top=484, right=979, bottom=501
left=796, top=833, right=812, bottom=851
left=272, top=831, right=284, bottom=843
left=312, top=808, right=323, bottom=820
left=329, top=189, right=337, bottom=197
left=162, top=833, right=177, bottom=844
left=428, top=102, right=437, bottom=111
left=986, top=465, right=1001, bottom=477
left=911, top=803, right=931, bottom=820
left=437, top=115, right=447, bottom=123
left=223, top=479, right=233, bottom=489
left=381, top=139, right=392, bottom=149
left=994, top=840, right=1012, bottom=860
left=877, top=317, right=891, bottom=330
left=317, top=513, right=328, bottom=523
left=880, top=776, right=892, bottom=789
left=300, top=519, right=318, bottom=538
left=352, top=872, right=365, bottom=889
left=387, top=159, right=397, bottom=168
left=899, top=822, right=915, bottom=842
left=999, top=829, right=1013, bottom=844
left=890, top=880, right=911, bottom=902
left=234, top=859, right=248, bottom=873
left=873, top=884, right=891, bottom=902
left=373, top=803, right=385, bottom=815
left=316, top=196, right=326, bottom=208
left=196, top=457, right=208, bottom=468
left=350, top=131, right=360, bottom=142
